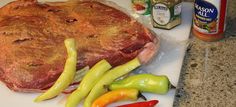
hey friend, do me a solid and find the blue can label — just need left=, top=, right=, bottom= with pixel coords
left=194, top=0, right=219, bottom=34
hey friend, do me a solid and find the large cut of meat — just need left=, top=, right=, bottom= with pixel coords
left=0, top=0, right=159, bottom=92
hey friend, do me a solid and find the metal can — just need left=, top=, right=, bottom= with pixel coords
left=132, top=0, right=151, bottom=15
left=151, top=0, right=182, bottom=29
left=193, top=0, right=228, bottom=42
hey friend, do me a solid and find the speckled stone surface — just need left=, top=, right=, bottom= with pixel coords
left=174, top=0, right=236, bottom=107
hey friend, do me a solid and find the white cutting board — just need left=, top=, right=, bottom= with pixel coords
left=0, top=0, right=193, bottom=107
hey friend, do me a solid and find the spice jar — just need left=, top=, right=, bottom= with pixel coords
left=151, top=0, right=182, bottom=29
left=193, top=0, right=228, bottom=42
left=132, top=0, right=151, bottom=15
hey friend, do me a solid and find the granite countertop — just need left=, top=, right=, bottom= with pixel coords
left=174, top=0, right=236, bottom=107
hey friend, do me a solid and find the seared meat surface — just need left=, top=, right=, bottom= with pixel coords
left=0, top=0, right=159, bottom=92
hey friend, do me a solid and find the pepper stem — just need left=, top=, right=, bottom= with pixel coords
left=138, top=92, right=147, bottom=101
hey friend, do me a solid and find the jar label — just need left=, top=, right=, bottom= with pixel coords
left=132, top=0, right=151, bottom=15
left=194, top=0, right=219, bottom=34
left=151, top=0, right=182, bottom=29
left=152, top=3, right=170, bottom=25
left=174, top=3, right=182, bottom=16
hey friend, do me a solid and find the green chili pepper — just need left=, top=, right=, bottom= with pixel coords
left=73, top=66, right=89, bottom=84
left=62, top=66, right=90, bottom=94
left=34, top=38, right=77, bottom=102
left=65, top=59, right=112, bottom=107
left=83, top=58, right=141, bottom=107
left=109, top=74, right=171, bottom=94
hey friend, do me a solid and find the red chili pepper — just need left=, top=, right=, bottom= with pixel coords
left=117, top=100, right=159, bottom=107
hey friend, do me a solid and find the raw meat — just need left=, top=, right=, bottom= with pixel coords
left=0, top=0, right=159, bottom=92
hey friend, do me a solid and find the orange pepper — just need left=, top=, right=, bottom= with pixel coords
left=92, top=88, right=139, bottom=107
